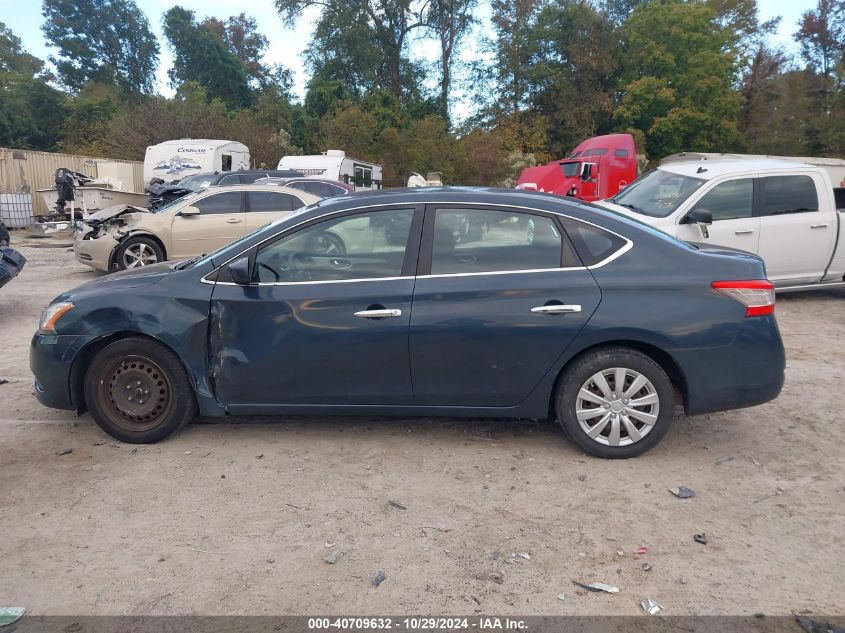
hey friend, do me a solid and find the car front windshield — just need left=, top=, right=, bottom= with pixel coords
left=178, top=174, right=217, bottom=191
left=611, top=169, right=706, bottom=218
left=560, top=162, right=581, bottom=177
left=154, top=191, right=201, bottom=214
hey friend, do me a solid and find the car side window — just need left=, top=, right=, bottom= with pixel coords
left=248, top=191, right=304, bottom=213
left=218, top=174, right=242, bottom=186
left=253, top=208, right=415, bottom=283
left=192, top=191, right=243, bottom=214
left=758, top=175, right=819, bottom=215
left=562, top=219, right=628, bottom=267
left=430, top=208, right=562, bottom=275
left=692, top=179, right=754, bottom=221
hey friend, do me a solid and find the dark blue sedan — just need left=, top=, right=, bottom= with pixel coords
left=30, top=188, right=785, bottom=457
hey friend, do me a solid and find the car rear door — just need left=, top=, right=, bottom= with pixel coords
left=408, top=205, right=602, bottom=407
left=208, top=205, right=423, bottom=409
left=169, top=191, right=247, bottom=258
left=244, top=190, right=307, bottom=231
left=754, top=174, right=836, bottom=284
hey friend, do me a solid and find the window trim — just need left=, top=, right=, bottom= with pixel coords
left=190, top=190, right=245, bottom=215
left=246, top=205, right=424, bottom=286
left=201, top=201, right=633, bottom=286
left=417, top=204, right=580, bottom=277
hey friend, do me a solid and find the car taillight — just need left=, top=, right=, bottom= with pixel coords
left=711, top=280, right=775, bottom=317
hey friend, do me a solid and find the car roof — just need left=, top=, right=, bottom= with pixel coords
left=659, top=158, right=815, bottom=180
left=190, top=184, right=322, bottom=203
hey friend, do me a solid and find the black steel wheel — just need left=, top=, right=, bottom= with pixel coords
left=84, top=337, right=196, bottom=443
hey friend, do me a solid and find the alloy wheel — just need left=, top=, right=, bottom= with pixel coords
left=575, top=367, right=660, bottom=447
left=123, top=243, right=159, bottom=268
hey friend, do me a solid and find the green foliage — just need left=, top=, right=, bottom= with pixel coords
left=41, top=0, right=159, bottom=94
left=613, top=0, right=743, bottom=158
left=162, top=6, right=252, bottom=108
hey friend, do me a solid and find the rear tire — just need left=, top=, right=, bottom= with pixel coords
left=556, top=347, right=674, bottom=458
left=84, top=337, right=196, bottom=443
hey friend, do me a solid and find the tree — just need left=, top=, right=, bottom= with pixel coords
left=202, top=13, right=294, bottom=94
left=424, top=0, right=477, bottom=122
left=276, top=0, right=426, bottom=104
left=528, top=0, right=620, bottom=156
left=794, top=0, right=845, bottom=80
left=162, top=6, right=252, bottom=108
left=41, top=0, right=159, bottom=94
left=0, top=22, right=67, bottom=150
left=613, top=1, right=743, bottom=158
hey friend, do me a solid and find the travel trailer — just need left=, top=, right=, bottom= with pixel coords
left=277, top=150, right=382, bottom=190
left=144, top=139, right=250, bottom=186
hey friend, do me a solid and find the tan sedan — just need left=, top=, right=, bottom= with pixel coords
left=74, top=185, right=320, bottom=271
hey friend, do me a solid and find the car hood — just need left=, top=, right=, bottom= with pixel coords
left=85, top=204, right=151, bottom=224
left=54, top=261, right=180, bottom=304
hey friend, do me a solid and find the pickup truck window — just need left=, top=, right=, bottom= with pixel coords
left=611, top=169, right=705, bottom=218
left=758, top=175, right=819, bottom=215
left=692, top=178, right=754, bottom=221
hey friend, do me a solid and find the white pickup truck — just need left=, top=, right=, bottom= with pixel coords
left=596, top=159, right=845, bottom=291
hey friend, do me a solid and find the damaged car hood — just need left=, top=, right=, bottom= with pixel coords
left=85, top=204, right=150, bottom=224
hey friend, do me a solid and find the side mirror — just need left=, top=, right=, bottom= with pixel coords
left=227, top=256, right=251, bottom=286
left=179, top=206, right=200, bottom=216
left=684, top=208, right=713, bottom=225
left=684, top=208, right=713, bottom=238
left=581, top=163, right=595, bottom=181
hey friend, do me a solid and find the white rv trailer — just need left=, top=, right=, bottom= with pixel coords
left=144, top=139, right=250, bottom=186
left=662, top=152, right=845, bottom=187
left=277, top=150, right=382, bottom=190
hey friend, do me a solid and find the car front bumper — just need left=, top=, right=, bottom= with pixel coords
left=30, top=332, right=92, bottom=411
left=74, top=229, right=118, bottom=272
left=674, top=315, right=786, bottom=416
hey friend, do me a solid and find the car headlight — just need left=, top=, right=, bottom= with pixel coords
left=39, top=302, right=74, bottom=333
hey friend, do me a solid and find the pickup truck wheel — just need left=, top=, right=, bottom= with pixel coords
left=114, top=236, right=164, bottom=271
left=84, top=337, right=196, bottom=443
left=556, top=347, right=674, bottom=458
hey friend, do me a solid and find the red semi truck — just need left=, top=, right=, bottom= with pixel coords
left=516, top=133, right=639, bottom=202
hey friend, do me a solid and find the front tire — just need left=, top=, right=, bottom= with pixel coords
left=113, top=236, right=164, bottom=271
left=556, top=347, right=674, bottom=458
left=84, top=337, right=196, bottom=443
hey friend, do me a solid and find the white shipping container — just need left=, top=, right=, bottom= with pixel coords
left=0, top=193, right=34, bottom=228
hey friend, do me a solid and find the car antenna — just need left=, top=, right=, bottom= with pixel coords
left=696, top=166, right=708, bottom=173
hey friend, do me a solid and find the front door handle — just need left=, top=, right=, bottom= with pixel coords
left=734, top=229, right=754, bottom=235
left=810, top=223, right=829, bottom=229
left=354, top=308, right=402, bottom=318
left=531, top=304, right=581, bottom=314
left=226, top=218, right=242, bottom=224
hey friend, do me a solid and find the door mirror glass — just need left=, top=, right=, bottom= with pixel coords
left=581, top=163, right=594, bottom=181
left=180, top=206, right=200, bottom=216
left=227, top=256, right=251, bottom=286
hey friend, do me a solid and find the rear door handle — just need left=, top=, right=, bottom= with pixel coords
left=226, top=218, right=242, bottom=224
left=354, top=309, right=402, bottom=318
left=531, top=304, right=581, bottom=314
left=734, top=229, right=754, bottom=235
left=810, top=223, right=829, bottom=229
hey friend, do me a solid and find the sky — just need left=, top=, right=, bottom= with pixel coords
left=0, top=0, right=818, bottom=105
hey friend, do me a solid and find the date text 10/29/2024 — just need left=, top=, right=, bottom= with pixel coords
left=308, top=617, right=528, bottom=630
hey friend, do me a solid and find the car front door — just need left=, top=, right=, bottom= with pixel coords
left=169, top=191, right=246, bottom=258
left=755, top=174, right=835, bottom=284
left=208, top=206, right=423, bottom=410
left=675, top=177, right=760, bottom=253
left=408, top=205, right=602, bottom=407
left=244, top=190, right=306, bottom=232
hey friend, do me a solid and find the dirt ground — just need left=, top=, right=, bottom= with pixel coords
left=0, top=234, right=843, bottom=617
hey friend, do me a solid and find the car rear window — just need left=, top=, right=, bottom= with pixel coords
left=562, top=219, right=628, bottom=266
